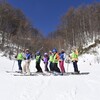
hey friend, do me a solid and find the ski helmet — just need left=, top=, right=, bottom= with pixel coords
left=36, top=51, right=40, bottom=55
left=52, top=48, right=57, bottom=53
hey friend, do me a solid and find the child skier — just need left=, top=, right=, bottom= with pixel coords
left=59, top=49, right=66, bottom=74
left=35, top=51, right=43, bottom=73
left=16, top=49, right=24, bottom=73
left=70, top=48, right=80, bottom=73
left=48, top=51, right=53, bottom=72
left=52, top=48, right=61, bottom=73
left=42, top=53, right=49, bottom=72
left=22, top=49, right=31, bottom=75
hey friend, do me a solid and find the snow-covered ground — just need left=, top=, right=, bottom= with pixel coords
left=0, top=47, right=100, bottom=100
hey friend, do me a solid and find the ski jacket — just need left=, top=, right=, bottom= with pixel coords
left=35, top=55, right=41, bottom=63
left=70, top=50, right=78, bottom=61
left=59, top=52, right=65, bottom=61
left=49, top=55, right=53, bottom=62
left=43, top=56, right=49, bottom=63
left=25, top=53, right=31, bottom=60
left=53, top=53, right=60, bottom=63
left=17, top=53, right=24, bottom=60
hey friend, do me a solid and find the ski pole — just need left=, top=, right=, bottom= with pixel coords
left=12, top=60, right=15, bottom=72
left=67, top=61, right=69, bottom=73
left=38, top=47, right=43, bottom=52
left=35, top=47, right=43, bottom=54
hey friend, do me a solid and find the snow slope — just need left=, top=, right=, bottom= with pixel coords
left=0, top=48, right=100, bottom=100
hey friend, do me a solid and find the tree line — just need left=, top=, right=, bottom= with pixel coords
left=0, top=1, right=100, bottom=57
left=0, top=1, right=44, bottom=57
left=48, top=3, right=100, bottom=54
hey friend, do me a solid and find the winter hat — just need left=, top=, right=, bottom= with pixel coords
left=61, top=49, right=65, bottom=52
left=25, top=49, right=29, bottom=52
left=49, top=50, right=52, bottom=54
left=44, top=53, right=48, bottom=56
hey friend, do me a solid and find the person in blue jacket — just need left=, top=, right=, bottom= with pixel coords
left=23, top=49, right=32, bottom=75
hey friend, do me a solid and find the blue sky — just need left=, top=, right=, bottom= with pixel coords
left=7, top=0, right=100, bottom=36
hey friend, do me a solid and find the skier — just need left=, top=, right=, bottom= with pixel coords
left=35, top=51, right=43, bottom=73
left=59, top=49, right=66, bottom=74
left=16, top=49, right=24, bottom=73
left=42, top=53, right=49, bottom=72
left=70, top=48, right=80, bottom=74
left=48, top=51, right=53, bottom=72
left=22, top=49, right=31, bottom=75
left=52, top=48, right=61, bottom=73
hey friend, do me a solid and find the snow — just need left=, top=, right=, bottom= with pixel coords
left=0, top=47, right=100, bottom=100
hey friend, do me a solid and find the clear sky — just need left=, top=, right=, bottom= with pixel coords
left=7, top=0, right=100, bottom=36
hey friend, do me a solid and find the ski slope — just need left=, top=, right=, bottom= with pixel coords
left=0, top=50, right=100, bottom=100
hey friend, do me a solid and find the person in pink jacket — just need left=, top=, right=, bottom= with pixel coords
left=59, top=49, right=66, bottom=74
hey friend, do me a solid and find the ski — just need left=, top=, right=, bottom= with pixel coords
left=65, top=72, right=89, bottom=75
left=13, top=72, right=51, bottom=76
left=6, top=71, right=51, bottom=76
left=52, top=72, right=63, bottom=76
left=6, top=71, right=22, bottom=73
left=35, top=72, right=51, bottom=76
left=51, top=72, right=89, bottom=76
left=13, top=73, right=37, bottom=76
left=7, top=70, right=89, bottom=76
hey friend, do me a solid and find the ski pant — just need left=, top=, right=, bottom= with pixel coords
left=18, top=60, right=22, bottom=71
left=23, top=60, right=31, bottom=74
left=72, top=61, right=79, bottom=72
left=36, top=62, right=42, bottom=72
left=59, top=61, right=65, bottom=73
left=52, top=63, right=60, bottom=73
left=49, top=62, right=53, bottom=71
left=44, top=62, right=49, bottom=72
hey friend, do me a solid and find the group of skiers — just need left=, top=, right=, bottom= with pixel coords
left=16, top=47, right=80, bottom=75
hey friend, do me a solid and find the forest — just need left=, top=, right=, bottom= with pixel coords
left=0, top=1, right=100, bottom=56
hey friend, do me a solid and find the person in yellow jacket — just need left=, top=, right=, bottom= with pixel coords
left=16, top=49, right=24, bottom=72
left=70, top=48, right=80, bottom=73
left=48, top=51, right=53, bottom=72
left=35, top=51, right=43, bottom=73
left=52, top=48, right=61, bottom=73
